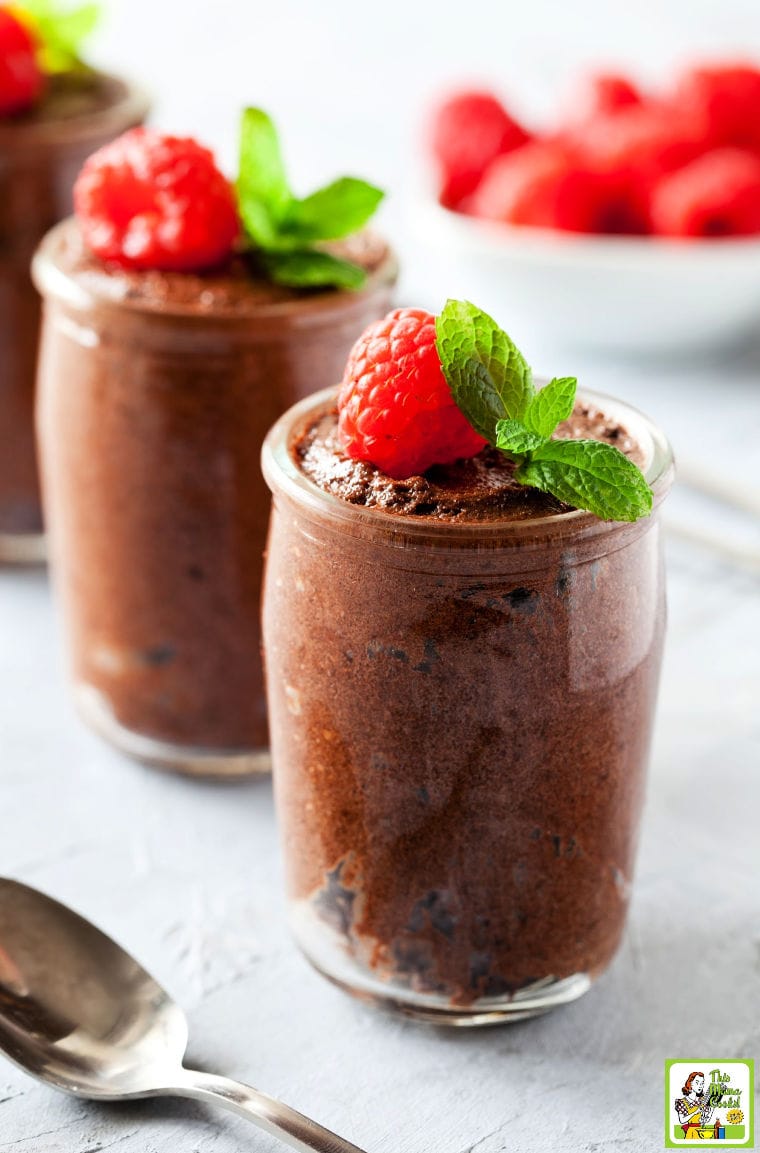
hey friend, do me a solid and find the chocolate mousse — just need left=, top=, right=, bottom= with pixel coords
left=0, top=71, right=148, bottom=561
left=262, top=388, right=673, bottom=1019
left=296, top=400, right=645, bottom=519
left=34, top=221, right=397, bottom=774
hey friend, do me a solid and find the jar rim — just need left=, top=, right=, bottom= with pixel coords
left=32, top=219, right=399, bottom=324
left=261, top=385, right=675, bottom=548
left=0, top=73, right=150, bottom=151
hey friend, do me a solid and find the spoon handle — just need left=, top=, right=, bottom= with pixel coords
left=175, top=1068, right=369, bottom=1153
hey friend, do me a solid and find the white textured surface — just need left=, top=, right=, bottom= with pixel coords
left=1, top=355, right=759, bottom=1153
left=3, top=1, right=760, bottom=1149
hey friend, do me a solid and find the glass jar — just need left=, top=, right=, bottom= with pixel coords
left=0, top=73, right=148, bottom=563
left=262, top=387, right=674, bottom=1024
left=33, top=221, right=397, bottom=777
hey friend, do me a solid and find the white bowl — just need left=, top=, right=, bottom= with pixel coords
left=413, top=197, right=760, bottom=354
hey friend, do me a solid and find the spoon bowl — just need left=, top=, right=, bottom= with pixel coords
left=0, top=878, right=187, bottom=1099
left=0, top=878, right=366, bottom=1153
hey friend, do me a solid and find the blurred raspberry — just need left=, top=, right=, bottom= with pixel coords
left=569, top=104, right=705, bottom=231
left=0, top=8, right=43, bottom=116
left=650, top=147, right=760, bottom=236
left=577, top=104, right=702, bottom=173
left=430, top=89, right=531, bottom=209
left=674, top=63, right=760, bottom=150
left=74, top=128, right=240, bottom=271
left=338, top=308, right=486, bottom=479
left=575, top=72, right=643, bottom=118
left=471, top=140, right=610, bottom=232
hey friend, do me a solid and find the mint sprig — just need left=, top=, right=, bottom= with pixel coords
left=237, top=107, right=291, bottom=249
left=435, top=300, right=653, bottom=522
left=435, top=299, right=534, bottom=439
left=236, top=108, right=384, bottom=290
left=281, top=177, right=384, bottom=243
left=523, top=375, right=576, bottom=437
left=515, top=438, right=653, bottom=522
left=19, top=1, right=100, bottom=73
left=262, top=249, right=368, bottom=290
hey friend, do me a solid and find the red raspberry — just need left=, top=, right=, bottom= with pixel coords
left=575, top=72, right=643, bottom=119
left=430, top=90, right=531, bottom=209
left=675, top=63, right=760, bottom=150
left=576, top=105, right=692, bottom=173
left=570, top=104, right=705, bottom=232
left=471, top=140, right=608, bottom=232
left=0, top=8, right=44, bottom=116
left=74, top=128, right=240, bottom=272
left=338, top=308, right=486, bottom=479
left=650, top=148, right=760, bottom=237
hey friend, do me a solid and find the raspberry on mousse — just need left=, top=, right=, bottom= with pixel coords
left=73, top=127, right=240, bottom=271
left=0, top=7, right=44, bottom=116
left=337, top=307, right=487, bottom=479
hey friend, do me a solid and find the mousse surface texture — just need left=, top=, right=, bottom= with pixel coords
left=296, top=401, right=643, bottom=521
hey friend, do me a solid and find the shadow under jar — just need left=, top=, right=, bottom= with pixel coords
left=0, top=73, right=148, bottom=563
left=33, top=221, right=397, bottom=777
left=262, top=387, right=674, bottom=1024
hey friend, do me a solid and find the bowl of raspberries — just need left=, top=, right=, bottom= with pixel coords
left=420, top=63, right=760, bottom=352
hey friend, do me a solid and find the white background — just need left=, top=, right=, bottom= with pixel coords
left=91, top=0, right=760, bottom=304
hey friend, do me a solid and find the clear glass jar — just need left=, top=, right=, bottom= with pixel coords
left=262, top=387, right=674, bottom=1024
left=0, top=73, right=148, bottom=563
left=33, top=221, right=397, bottom=777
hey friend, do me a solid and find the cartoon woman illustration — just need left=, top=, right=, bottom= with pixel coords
left=674, top=1072, right=719, bottom=1140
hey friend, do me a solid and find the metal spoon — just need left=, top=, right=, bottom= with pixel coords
left=0, top=878, right=366, bottom=1153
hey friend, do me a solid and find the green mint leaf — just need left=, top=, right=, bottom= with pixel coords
left=436, top=299, right=534, bottom=443
left=235, top=110, right=383, bottom=290
left=281, top=177, right=384, bottom=243
left=515, top=438, right=653, bottom=522
left=236, top=108, right=293, bottom=249
left=20, top=1, right=100, bottom=71
left=262, top=249, right=367, bottom=290
left=495, top=419, right=546, bottom=454
left=523, top=376, right=577, bottom=439
left=443, top=354, right=514, bottom=443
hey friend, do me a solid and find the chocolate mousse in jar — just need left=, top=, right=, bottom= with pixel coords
left=0, top=5, right=148, bottom=562
left=33, top=114, right=396, bottom=776
left=262, top=303, right=673, bottom=1024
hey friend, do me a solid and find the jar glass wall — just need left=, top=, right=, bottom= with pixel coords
left=33, top=223, right=397, bottom=776
left=262, top=387, right=673, bottom=1024
left=0, top=75, right=148, bottom=562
